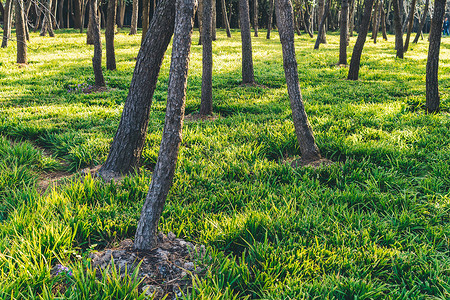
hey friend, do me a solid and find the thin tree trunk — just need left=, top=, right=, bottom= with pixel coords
left=198, top=0, right=203, bottom=44
left=129, top=0, right=138, bottom=34
left=372, top=0, right=378, bottom=42
left=24, top=0, right=32, bottom=41
left=392, top=0, right=403, bottom=58
left=339, top=0, right=349, bottom=64
left=239, top=0, right=255, bottom=84
left=253, top=0, right=258, bottom=36
left=67, top=0, right=71, bottom=28
left=275, top=0, right=322, bottom=163
left=81, top=0, right=88, bottom=33
left=99, top=0, right=176, bottom=178
left=314, top=0, right=331, bottom=49
left=134, top=0, right=196, bottom=251
left=142, top=0, right=151, bottom=41
left=347, top=0, right=375, bottom=80
left=52, top=0, right=58, bottom=28
left=403, top=0, right=416, bottom=51
left=212, top=0, right=216, bottom=40
left=73, top=0, right=82, bottom=28
left=2, top=0, right=12, bottom=48
left=40, top=0, right=55, bottom=36
left=221, top=0, right=231, bottom=37
left=349, top=0, right=355, bottom=36
left=200, top=0, right=213, bottom=116
left=35, top=1, right=42, bottom=32
left=90, top=0, right=105, bottom=87
left=317, top=0, right=326, bottom=43
left=267, top=0, right=274, bottom=38
left=15, top=0, right=27, bottom=64
left=413, top=0, right=428, bottom=43
left=106, top=0, right=117, bottom=70
left=380, top=0, right=388, bottom=40
left=303, top=3, right=314, bottom=37
left=86, top=3, right=95, bottom=43
left=117, top=0, right=125, bottom=28
left=58, top=0, right=64, bottom=27
left=426, top=0, right=445, bottom=113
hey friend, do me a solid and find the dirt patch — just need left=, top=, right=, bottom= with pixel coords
left=184, top=112, right=219, bottom=122
left=289, top=157, right=334, bottom=169
left=89, top=233, right=207, bottom=299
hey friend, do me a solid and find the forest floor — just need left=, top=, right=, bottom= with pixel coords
left=0, top=29, right=449, bottom=299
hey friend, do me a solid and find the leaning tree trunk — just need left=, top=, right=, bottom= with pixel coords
left=40, top=0, right=55, bottom=37
left=99, top=0, right=176, bottom=178
left=253, top=0, right=258, bottom=36
left=142, top=0, right=151, bottom=42
left=347, top=0, right=375, bottom=80
left=426, top=0, right=445, bottom=113
left=413, top=0, right=428, bottom=43
left=134, top=0, right=196, bottom=252
left=239, top=0, right=255, bottom=84
left=267, top=0, right=275, bottom=39
left=403, top=0, right=416, bottom=52
left=200, top=0, right=213, bottom=116
left=339, top=0, right=349, bottom=65
left=1, top=0, right=12, bottom=48
left=275, top=0, right=322, bottom=163
left=90, top=0, right=105, bottom=87
left=129, top=0, right=138, bottom=34
left=106, top=0, right=117, bottom=70
left=392, top=0, right=403, bottom=58
left=314, top=0, right=331, bottom=49
left=15, top=0, right=27, bottom=64
left=221, top=0, right=232, bottom=37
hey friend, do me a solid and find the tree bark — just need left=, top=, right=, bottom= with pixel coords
left=58, top=0, right=64, bottom=27
left=403, top=0, right=416, bottom=52
left=339, top=0, right=349, bottom=64
left=266, top=0, right=274, bottom=39
left=73, top=0, right=83, bottom=28
left=15, top=0, right=27, bottom=64
left=221, top=0, right=232, bottom=37
left=81, top=0, right=88, bottom=33
left=52, top=0, right=58, bottom=28
left=347, top=0, right=375, bottom=80
left=317, top=0, right=326, bottom=43
left=134, top=0, right=196, bottom=251
left=99, top=0, right=176, bottom=178
left=426, top=0, right=445, bottom=113
left=372, top=0, right=379, bottom=42
left=142, top=0, right=151, bottom=42
left=129, top=0, right=138, bottom=34
left=392, top=0, right=403, bottom=58
left=1, top=0, right=12, bottom=48
left=40, top=0, right=55, bottom=37
left=314, top=0, right=330, bottom=49
left=198, top=0, right=203, bottom=44
left=239, top=0, right=255, bottom=84
left=349, top=0, right=355, bottom=36
left=24, top=0, right=32, bottom=41
left=212, top=0, right=216, bottom=40
left=106, top=0, right=117, bottom=70
left=413, top=0, right=428, bottom=43
left=86, top=3, right=95, bottom=43
left=90, top=0, right=105, bottom=87
left=117, top=0, right=125, bottom=28
left=200, top=0, right=213, bottom=116
left=275, top=0, right=321, bottom=163
left=380, top=0, right=388, bottom=40
left=253, top=0, right=258, bottom=36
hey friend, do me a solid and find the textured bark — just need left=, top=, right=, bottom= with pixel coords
left=221, top=0, right=231, bottom=37
left=253, top=0, right=258, bottom=36
left=314, top=0, right=330, bottom=49
left=106, top=0, right=117, bottom=70
left=99, top=0, right=176, bottom=177
left=15, top=0, right=27, bottom=64
left=239, top=0, right=255, bottom=84
left=275, top=0, right=321, bottom=162
left=142, top=0, right=151, bottom=41
left=339, top=0, right=349, bottom=64
left=40, top=0, right=55, bottom=37
left=129, top=0, right=138, bottom=34
left=117, top=0, right=125, bottom=28
left=200, top=0, right=213, bottom=116
left=413, top=0, right=428, bottom=44
left=317, top=0, right=326, bottom=43
left=392, top=0, right=403, bottom=58
left=90, top=0, right=105, bottom=87
left=380, top=0, right=388, bottom=40
left=266, top=0, right=274, bottom=39
left=134, top=0, right=196, bottom=251
left=212, top=0, right=216, bottom=40
left=347, top=0, right=374, bottom=80
left=371, top=0, right=378, bottom=42
left=426, top=0, right=445, bottom=113
left=1, top=0, right=12, bottom=48
left=198, top=0, right=203, bottom=44
left=348, top=0, right=355, bottom=36
left=86, top=3, right=94, bottom=43
left=73, top=0, right=82, bottom=28
left=403, top=0, right=416, bottom=52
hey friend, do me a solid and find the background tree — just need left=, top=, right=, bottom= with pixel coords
left=371, top=0, right=379, bottom=43
left=1, top=0, right=12, bottom=48
left=142, top=0, right=151, bottom=41
left=106, top=0, right=117, bottom=70
left=40, top=0, right=55, bottom=37
left=90, top=0, right=105, bottom=87
left=134, top=0, right=196, bottom=251
left=198, top=0, right=203, bottom=44
left=413, top=0, right=429, bottom=43
left=267, top=0, right=275, bottom=39
left=426, top=0, right=446, bottom=113
left=129, top=0, right=138, bottom=35
left=392, top=0, right=403, bottom=58
left=15, top=0, right=27, bottom=64
left=317, top=0, right=327, bottom=43
left=339, top=0, right=349, bottom=64
left=314, top=0, right=331, bottom=49
left=239, top=0, right=255, bottom=84
left=253, top=0, right=259, bottom=36
left=200, top=0, right=213, bottom=116
left=403, top=0, right=417, bottom=52
left=221, top=0, right=232, bottom=37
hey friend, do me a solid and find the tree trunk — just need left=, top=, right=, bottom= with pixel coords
left=117, top=0, right=125, bottom=28
left=24, top=0, right=32, bottom=41
left=198, top=0, right=203, bottom=44
left=380, top=0, right=388, bottom=40
left=413, top=0, right=428, bottom=43
left=403, top=0, right=416, bottom=52
left=372, top=0, right=378, bottom=42
left=339, top=0, right=349, bottom=64
left=253, top=0, right=258, bottom=36
left=212, top=0, right=216, bottom=40
left=99, top=0, right=176, bottom=178
left=221, top=0, right=231, bottom=37
left=266, top=0, right=274, bottom=39
left=134, top=0, right=196, bottom=251
left=86, top=3, right=95, bottom=44
left=349, top=0, right=355, bottom=36
left=106, top=0, right=117, bottom=70
left=347, top=0, right=375, bottom=80
left=90, top=0, right=105, bottom=87
left=426, top=0, right=445, bottom=113
left=275, top=0, right=321, bottom=163
left=15, top=0, right=27, bottom=64
left=81, top=0, right=88, bottom=33
left=303, top=2, right=314, bottom=37
left=142, top=0, right=151, bottom=42
left=40, top=0, right=55, bottom=37
left=239, top=0, right=255, bottom=84
left=1, top=0, right=12, bottom=48
left=52, top=0, right=58, bottom=28
left=73, top=0, right=83, bottom=28
left=314, top=0, right=330, bottom=49
left=35, top=1, right=43, bottom=32
left=317, top=0, right=326, bottom=43
left=58, top=0, right=64, bottom=27
left=129, top=0, right=138, bottom=34
left=392, top=0, right=403, bottom=58
left=200, top=0, right=213, bottom=116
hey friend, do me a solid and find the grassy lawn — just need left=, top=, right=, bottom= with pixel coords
left=0, top=28, right=449, bottom=299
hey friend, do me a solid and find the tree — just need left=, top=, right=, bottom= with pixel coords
left=134, top=0, right=196, bottom=251
left=380, top=0, right=388, bottom=40
left=1, top=0, right=12, bottom=48
left=267, top=0, right=275, bottom=39
left=392, top=0, right=403, bottom=58
left=221, top=0, right=232, bottom=38
left=99, top=0, right=176, bottom=178
left=275, top=0, right=322, bottom=163
left=106, top=0, right=117, bottom=70
left=314, top=0, right=331, bottom=49
left=239, top=0, right=255, bottom=84
left=317, top=0, right=327, bottom=43
left=90, top=0, right=106, bottom=87
left=339, top=0, right=349, bottom=65
left=200, top=0, right=213, bottom=116
left=142, top=0, right=151, bottom=41
left=347, top=0, right=375, bottom=80
left=40, top=0, right=55, bottom=37
left=15, top=0, right=27, bottom=64
left=413, top=0, right=429, bottom=43
left=372, top=0, right=379, bottom=43
left=198, top=0, right=203, bottom=44
left=403, top=0, right=417, bottom=52
left=129, top=0, right=138, bottom=35
left=253, top=0, right=259, bottom=37
left=426, top=0, right=446, bottom=113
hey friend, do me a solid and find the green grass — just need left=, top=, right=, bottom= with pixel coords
left=0, top=28, right=449, bottom=299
